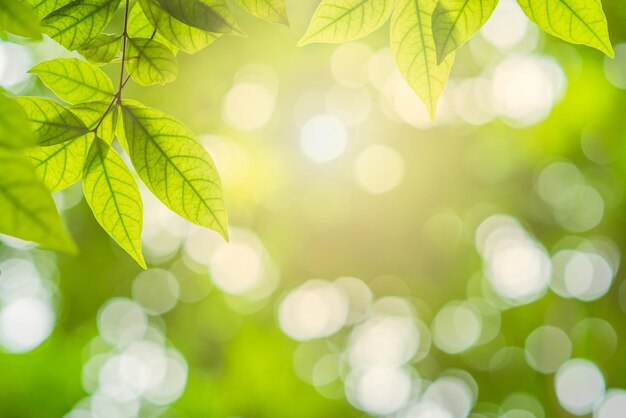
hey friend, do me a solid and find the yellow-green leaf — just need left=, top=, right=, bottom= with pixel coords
left=26, top=134, right=92, bottom=192
left=0, top=147, right=77, bottom=254
left=298, top=0, right=395, bottom=45
left=137, top=0, right=220, bottom=54
left=126, top=37, right=178, bottom=86
left=70, top=101, right=118, bottom=143
left=42, top=0, right=121, bottom=50
left=15, top=97, right=89, bottom=146
left=83, top=138, right=146, bottom=267
left=0, top=0, right=43, bottom=39
left=128, top=1, right=177, bottom=51
left=23, top=0, right=73, bottom=19
left=391, top=0, right=454, bottom=118
left=432, top=0, right=498, bottom=63
left=78, top=33, right=122, bottom=64
left=154, top=0, right=244, bottom=35
left=235, top=0, right=289, bottom=25
left=516, top=0, right=613, bottom=57
left=29, top=58, right=115, bottom=104
left=121, top=102, right=228, bottom=239
left=0, top=93, right=34, bottom=149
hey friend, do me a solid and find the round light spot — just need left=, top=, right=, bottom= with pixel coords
left=346, top=367, right=412, bottom=415
left=480, top=0, right=529, bottom=50
left=278, top=280, right=348, bottom=341
left=222, top=82, right=275, bottom=131
left=299, top=115, right=348, bottom=162
left=97, top=298, right=147, bottom=347
left=595, top=389, right=626, bottom=418
left=325, top=84, right=372, bottom=126
left=555, top=359, right=605, bottom=415
left=331, top=42, right=373, bottom=86
left=525, top=326, right=571, bottom=373
left=492, top=54, right=565, bottom=126
left=0, top=297, right=54, bottom=353
left=433, top=302, right=483, bottom=354
left=132, top=269, right=180, bottom=315
left=354, top=145, right=404, bottom=194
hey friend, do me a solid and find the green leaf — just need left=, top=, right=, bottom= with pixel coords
left=391, top=0, right=455, bottom=118
left=0, top=147, right=77, bottom=254
left=137, top=0, right=220, bottom=54
left=432, top=0, right=498, bottom=63
left=516, top=0, right=613, bottom=57
left=29, top=58, right=115, bottom=104
left=0, top=94, right=35, bottom=149
left=298, top=0, right=395, bottom=45
left=121, top=102, right=228, bottom=239
left=83, top=138, right=146, bottom=267
left=78, top=33, right=122, bottom=64
left=42, top=0, right=122, bottom=50
left=15, top=97, right=90, bottom=146
left=70, top=101, right=118, bottom=143
left=26, top=134, right=92, bottom=192
left=154, top=0, right=244, bottom=35
left=0, top=0, right=43, bottom=39
left=23, top=0, right=73, bottom=19
left=126, top=37, right=179, bottom=86
left=235, top=0, right=289, bottom=25
left=128, top=1, right=177, bottom=51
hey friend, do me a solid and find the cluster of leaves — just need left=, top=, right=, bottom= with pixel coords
left=299, top=0, right=614, bottom=117
left=0, top=0, right=615, bottom=268
left=0, top=0, right=290, bottom=267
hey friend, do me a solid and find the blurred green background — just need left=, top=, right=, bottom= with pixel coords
left=2, top=1, right=626, bottom=417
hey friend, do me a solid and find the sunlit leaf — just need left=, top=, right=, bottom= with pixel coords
left=26, top=134, right=92, bottom=192
left=235, top=0, right=289, bottom=25
left=78, top=33, right=122, bottom=64
left=298, top=0, right=394, bottom=45
left=128, top=1, right=177, bottom=51
left=121, top=102, right=228, bottom=239
left=516, top=0, right=613, bottom=57
left=137, top=0, right=220, bottom=54
left=391, top=0, right=454, bottom=118
left=23, top=0, right=73, bottom=19
left=15, top=97, right=89, bottom=146
left=432, top=0, right=498, bottom=63
left=83, top=138, right=146, bottom=267
left=0, top=0, right=42, bottom=39
left=70, top=101, right=118, bottom=143
left=154, top=0, right=244, bottom=35
left=29, top=58, right=115, bottom=104
left=0, top=147, right=77, bottom=254
left=0, top=94, right=35, bottom=149
left=42, top=0, right=122, bottom=50
left=126, top=37, right=178, bottom=86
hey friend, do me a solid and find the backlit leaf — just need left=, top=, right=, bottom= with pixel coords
left=26, top=134, right=92, bottom=192
left=23, top=0, right=73, bottom=19
left=121, top=102, right=228, bottom=239
left=235, top=0, right=289, bottom=25
left=42, top=0, right=122, bottom=50
left=83, top=138, right=146, bottom=267
left=516, top=0, right=613, bottom=57
left=154, top=0, right=244, bottom=35
left=298, top=0, right=395, bottom=45
left=128, top=2, right=177, bottom=51
left=78, top=33, right=122, bottom=64
left=70, top=101, right=118, bottom=143
left=15, top=97, right=89, bottom=146
left=29, top=58, right=115, bottom=104
left=137, top=0, right=220, bottom=54
left=391, top=0, right=455, bottom=118
left=126, top=37, right=178, bottom=86
left=0, top=0, right=42, bottom=39
left=0, top=94, right=34, bottom=149
left=0, top=147, right=77, bottom=254
left=432, top=0, right=498, bottom=63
